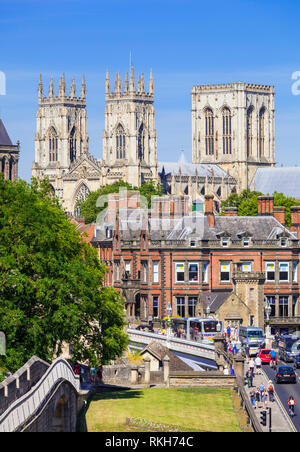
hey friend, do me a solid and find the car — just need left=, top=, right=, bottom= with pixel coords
left=294, top=354, right=300, bottom=369
left=259, top=349, right=277, bottom=365
left=275, top=366, right=297, bottom=384
left=135, top=324, right=154, bottom=332
left=247, top=343, right=261, bottom=357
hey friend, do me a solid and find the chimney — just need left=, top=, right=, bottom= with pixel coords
left=224, top=207, right=238, bottom=217
left=205, top=195, right=215, bottom=228
left=273, top=206, right=286, bottom=226
left=290, top=206, right=300, bottom=237
left=257, top=196, right=274, bottom=216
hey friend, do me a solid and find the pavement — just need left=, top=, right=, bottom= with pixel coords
left=243, top=360, right=297, bottom=432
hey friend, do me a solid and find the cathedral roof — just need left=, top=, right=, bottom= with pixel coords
left=0, top=119, right=13, bottom=146
left=158, top=151, right=233, bottom=179
left=253, top=167, right=300, bottom=199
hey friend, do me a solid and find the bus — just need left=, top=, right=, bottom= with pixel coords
left=239, top=326, right=265, bottom=347
left=278, top=334, right=300, bottom=362
left=172, top=317, right=223, bottom=343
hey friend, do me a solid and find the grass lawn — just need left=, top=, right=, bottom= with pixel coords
left=86, top=387, right=242, bottom=432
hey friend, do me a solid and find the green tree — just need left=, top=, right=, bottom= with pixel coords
left=220, top=189, right=300, bottom=226
left=0, top=176, right=128, bottom=374
left=77, top=180, right=164, bottom=223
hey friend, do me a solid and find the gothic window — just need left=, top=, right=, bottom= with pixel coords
left=246, top=106, right=254, bottom=158
left=138, top=123, right=145, bottom=160
left=205, top=108, right=214, bottom=155
left=116, top=124, right=126, bottom=159
left=74, top=183, right=90, bottom=216
left=259, top=107, right=266, bottom=157
left=49, top=127, right=58, bottom=162
left=69, top=127, right=76, bottom=163
left=222, top=107, right=232, bottom=155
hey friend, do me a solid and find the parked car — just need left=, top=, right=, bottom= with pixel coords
left=275, top=366, right=296, bottom=384
left=135, top=324, right=154, bottom=332
left=259, top=349, right=277, bottom=365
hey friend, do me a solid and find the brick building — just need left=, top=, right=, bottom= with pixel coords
left=92, top=191, right=300, bottom=335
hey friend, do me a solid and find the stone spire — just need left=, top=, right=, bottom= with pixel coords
left=62, top=72, right=66, bottom=96
left=70, top=77, right=76, bottom=98
left=58, top=74, right=66, bottom=98
left=130, top=67, right=135, bottom=93
left=105, top=68, right=110, bottom=95
left=149, top=69, right=154, bottom=95
left=49, top=77, right=54, bottom=98
left=81, top=74, right=86, bottom=100
left=140, top=73, right=145, bottom=93
left=124, top=71, right=129, bottom=93
left=38, top=74, right=43, bottom=102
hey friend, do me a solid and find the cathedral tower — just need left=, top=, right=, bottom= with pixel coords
left=102, top=68, right=158, bottom=187
left=32, top=74, right=89, bottom=181
left=191, top=82, right=275, bottom=192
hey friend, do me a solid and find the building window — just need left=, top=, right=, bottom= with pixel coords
left=293, top=261, right=298, bottom=283
left=69, top=127, right=76, bottom=163
left=266, top=296, right=276, bottom=317
left=280, top=237, right=287, bottom=247
left=246, top=106, right=254, bottom=158
left=138, top=123, right=145, bottom=160
left=188, top=263, right=199, bottom=283
left=266, top=262, right=275, bottom=281
left=116, top=124, right=126, bottom=159
left=250, top=288, right=254, bottom=301
left=222, top=107, right=232, bottom=155
left=49, top=127, right=58, bottom=162
left=279, top=296, right=288, bottom=317
left=141, top=261, right=148, bottom=283
left=190, top=239, right=196, bottom=247
left=241, top=262, right=252, bottom=272
left=125, top=261, right=131, bottom=278
left=153, top=296, right=159, bottom=319
left=221, top=237, right=229, bottom=247
left=243, top=237, right=250, bottom=247
left=259, top=107, right=265, bottom=157
left=175, top=263, right=185, bottom=283
left=188, top=297, right=197, bottom=317
left=205, top=108, right=214, bottom=155
left=153, top=262, right=159, bottom=283
left=176, top=297, right=185, bottom=317
left=279, top=262, right=289, bottom=282
left=202, top=262, right=209, bottom=284
left=114, top=261, right=120, bottom=281
left=220, top=262, right=230, bottom=282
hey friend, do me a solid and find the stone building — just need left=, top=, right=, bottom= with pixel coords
left=0, top=118, right=19, bottom=181
left=92, top=191, right=300, bottom=335
left=191, top=82, right=275, bottom=192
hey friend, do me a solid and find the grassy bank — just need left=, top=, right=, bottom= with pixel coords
left=86, top=387, right=242, bottom=432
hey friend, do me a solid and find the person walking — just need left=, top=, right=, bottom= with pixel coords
left=255, top=387, right=261, bottom=409
left=267, top=380, right=274, bottom=402
left=261, top=388, right=268, bottom=410
left=255, top=355, right=262, bottom=375
left=259, top=383, right=265, bottom=402
left=270, top=349, right=276, bottom=368
left=287, top=396, right=296, bottom=417
left=249, top=358, right=255, bottom=378
left=246, top=368, right=253, bottom=388
left=245, top=343, right=250, bottom=361
left=250, top=388, right=256, bottom=409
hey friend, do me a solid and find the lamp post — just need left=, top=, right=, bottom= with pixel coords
left=206, top=305, right=211, bottom=318
left=166, top=302, right=172, bottom=348
left=265, top=298, right=272, bottom=347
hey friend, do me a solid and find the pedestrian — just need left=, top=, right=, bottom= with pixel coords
left=249, top=358, right=255, bottom=378
left=226, top=325, right=231, bottom=339
left=267, top=380, right=274, bottom=402
left=246, top=368, right=253, bottom=388
left=230, top=365, right=235, bottom=376
left=255, top=355, right=262, bottom=375
left=270, top=349, right=276, bottom=368
left=250, top=388, right=256, bottom=409
left=259, top=383, right=265, bottom=401
left=245, top=343, right=250, bottom=361
left=255, top=387, right=261, bottom=409
left=275, top=331, right=280, bottom=348
left=287, top=396, right=296, bottom=417
left=261, top=388, right=268, bottom=410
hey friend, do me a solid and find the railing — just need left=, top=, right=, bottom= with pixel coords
left=270, top=316, right=300, bottom=325
left=0, top=358, right=80, bottom=433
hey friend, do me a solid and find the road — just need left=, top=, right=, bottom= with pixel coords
left=264, top=360, right=300, bottom=431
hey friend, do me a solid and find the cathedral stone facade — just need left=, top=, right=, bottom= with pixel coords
left=32, top=74, right=275, bottom=215
left=0, top=118, right=19, bottom=181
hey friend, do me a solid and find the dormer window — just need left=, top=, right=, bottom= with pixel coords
left=222, top=237, right=229, bottom=247
left=190, top=239, right=196, bottom=247
left=243, top=237, right=250, bottom=247
left=280, top=237, right=287, bottom=247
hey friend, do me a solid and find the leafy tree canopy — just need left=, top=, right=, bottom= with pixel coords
left=0, top=176, right=128, bottom=374
left=77, top=180, right=164, bottom=224
left=220, top=189, right=300, bottom=226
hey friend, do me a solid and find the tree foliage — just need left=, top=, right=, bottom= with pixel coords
left=0, top=176, right=128, bottom=373
left=220, top=189, right=300, bottom=226
left=77, top=180, right=164, bottom=224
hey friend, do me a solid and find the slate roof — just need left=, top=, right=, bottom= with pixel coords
left=253, top=167, right=300, bottom=199
left=0, top=119, right=13, bottom=146
left=200, top=292, right=232, bottom=314
left=141, top=341, right=193, bottom=371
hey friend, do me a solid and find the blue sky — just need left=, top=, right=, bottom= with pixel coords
left=1, top=0, right=300, bottom=181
